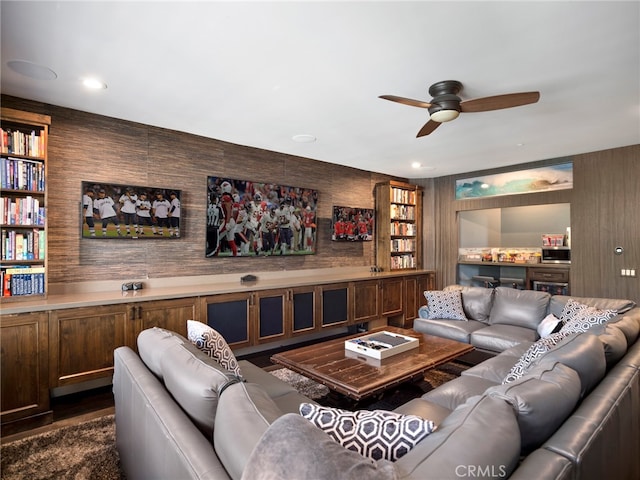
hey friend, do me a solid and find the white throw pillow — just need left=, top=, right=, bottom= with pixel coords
left=187, top=320, right=242, bottom=377
left=537, top=313, right=561, bottom=338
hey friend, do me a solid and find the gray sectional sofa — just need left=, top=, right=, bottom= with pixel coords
left=113, top=290, right=640, bottom=480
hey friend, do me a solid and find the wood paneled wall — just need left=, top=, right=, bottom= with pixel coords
left=2, top=96, right=400, bottom=285
left=416, top=146, right=640, bottom=304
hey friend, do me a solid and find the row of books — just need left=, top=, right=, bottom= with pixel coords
left=1, top=229, right=45, bottom=261
left=1, top=156, right=46, bottom=191
left=1, top=266, right=45, bottom=297
left=391, top=187, right=416, bottom=205
left=390, top=204, right=415, bottom=220
left=391, top=221, right=416, bottom=236
left=0, top=128, right=45, bottom=158
left=1, top=196, right=45, bottom=225
left=390, top=254, right=416, bottom=270
left=390, top=238, right=416, bottom=253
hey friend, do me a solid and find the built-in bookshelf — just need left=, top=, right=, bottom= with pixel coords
left=1, top=108, right=50, bottom=299
left=375, top=181, right=423, bottom=271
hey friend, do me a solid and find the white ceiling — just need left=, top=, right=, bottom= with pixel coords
left=2, top=1, right=639, bottom=179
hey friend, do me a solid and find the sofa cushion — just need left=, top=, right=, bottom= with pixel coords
left=550, top=295, right=636, bottom=317
left=161, top=340, right=238, bottom=438
left=503, top=331, right=574, bottom=384
left=607, top=313, right=640, bottom=346
left=489, top=287, right=551, bottom=330
left=528, top=331, right=606, bottom=397
left=444, top=285, right=495, bottom=323
left=471, top=324, right=539, bottom=352
left=487, top=361, right=581, bottom=453
left=424, top=290, right=467, bottom=320
left=392, top=398, right=453, bottom=426
left=413, top=317, right=485, bottom=343
left=187, top=320, right=242, bottom=377
left=597, top=324, right=628, bottom=367
left=463, top=352, right=529, bottom=384
left=215, top=382, right=286, bottom=480
left=299, top=403, right=436, bottom=462
left=137, top=327, right=186, bottom=379
left=240, top=413, right=397, bottom=480
left=393, top=395, right=521, bottom=479
left=420, top=374, right=498, bottom=411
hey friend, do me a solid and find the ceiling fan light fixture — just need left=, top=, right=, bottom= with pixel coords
left=430, top=109, right=460, bottom=123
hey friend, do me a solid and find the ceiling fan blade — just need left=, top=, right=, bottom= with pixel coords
left=417, top=120, right=441, bottom=137
left=460, top=91, right=540, bottom=113
left=379, top=95, right=432, bottom=109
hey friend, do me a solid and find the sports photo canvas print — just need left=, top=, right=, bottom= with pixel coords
left=331, top=206, right=374, bottom=241
left=81, top=181, right=182, bottom=239
left=206, top=176, right=318, bottom=257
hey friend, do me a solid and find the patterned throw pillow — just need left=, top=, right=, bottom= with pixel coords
left=424, top=290, right=467, bottom=321
left=299, top=403, right=436, bottom=461
left=502, top=330, right=572, bottom=384
left=559, top=299, right=616, bottom=334
left=187, top=320, right=242, bottom=377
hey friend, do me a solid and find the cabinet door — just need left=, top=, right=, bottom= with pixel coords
left=126, top=297, right=199, bottom=348
left=255, top=288, right=289, bottom=344
left=352, top=280, right=380, bottom=323
left=380, top=277, right=404, bottom=317
left=319, top=283, right=350, bottom=328
left=1, top=312, right=51, bottom=428
left=202, top=292, right=252, bottom=349
left=49, top=305, right=127, bottom=387
left=291, top=286, right=317, bottom=336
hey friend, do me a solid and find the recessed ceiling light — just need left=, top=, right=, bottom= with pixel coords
left=411, top=162, right=435, bottom=171
left=82, top=77, right=107, bottom=90
left=7, top=60, right=57, bottom=80
left=292, top=134, right=316, bottom=143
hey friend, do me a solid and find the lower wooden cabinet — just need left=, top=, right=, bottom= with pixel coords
left=1, top=271, right=435, bottom=432
left=126, top=297, right=200, bottom=347
left=49, top=297, right=200, bottom=388
left=0, top=312, right=51, bottom=433
left=49, top=305, right=128, bottom=388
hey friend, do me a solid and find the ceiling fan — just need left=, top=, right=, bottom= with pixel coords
left=379, top=80, right=540, bottom=137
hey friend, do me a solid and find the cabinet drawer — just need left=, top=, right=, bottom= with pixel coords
left=528, top=269, right=569, bottom=282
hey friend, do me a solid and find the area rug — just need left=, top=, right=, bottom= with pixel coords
left=1, top=414, right=122, bottom=480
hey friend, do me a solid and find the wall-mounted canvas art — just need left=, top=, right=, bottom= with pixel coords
left=81, top=181, right=181, bottom=239
left=455, top=161, right=573, bottom=199
left=331, top=206, right=374, bottom=241
left=206, top=176, right=318, bottom=257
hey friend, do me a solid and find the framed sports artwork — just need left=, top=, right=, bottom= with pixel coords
left=331, top=205, right=374, bottom=241
left=81, top=181, right=182, bottom=239
left=206, top=176, right=318, bottom=257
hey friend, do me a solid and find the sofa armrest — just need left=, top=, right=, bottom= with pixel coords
left=113, top=346, right=229, bottom=480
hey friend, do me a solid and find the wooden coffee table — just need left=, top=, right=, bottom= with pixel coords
left=270, top=326, right=473, bottom=401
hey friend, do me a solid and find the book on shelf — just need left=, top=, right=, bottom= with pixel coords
left=0, top=128, right=45, bottom=158
left=1, top=156, right=45, bottom=191
left=1, top=265, right=46, bottom=297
